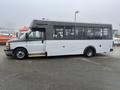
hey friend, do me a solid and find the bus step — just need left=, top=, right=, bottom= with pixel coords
left=28, top=54, right=46, bottom=57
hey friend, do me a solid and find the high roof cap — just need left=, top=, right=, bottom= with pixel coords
left=30, top=20, right=112, bottom=28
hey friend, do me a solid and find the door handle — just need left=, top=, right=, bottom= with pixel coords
left=42, top=40, right=44, bottom=43
left=62, top=45, right=65, bottom=48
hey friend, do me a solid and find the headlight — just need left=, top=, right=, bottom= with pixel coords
left=6, top=42, right=10, bottom=49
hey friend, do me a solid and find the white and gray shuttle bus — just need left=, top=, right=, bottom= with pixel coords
left=4, top=20, right=113, bottom=59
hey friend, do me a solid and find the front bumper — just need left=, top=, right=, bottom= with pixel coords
left=4, top=49, right=13, bottom=56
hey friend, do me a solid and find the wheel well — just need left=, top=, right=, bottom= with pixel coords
left=84, top=46, right=96, bottom=54
left=13, top=47, right=28, bottom=55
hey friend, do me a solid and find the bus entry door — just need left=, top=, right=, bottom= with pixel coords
left=26, top=30, right=46, bottom=55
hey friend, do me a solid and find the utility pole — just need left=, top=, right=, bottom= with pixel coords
left=74, top=11, right=79, bottom=22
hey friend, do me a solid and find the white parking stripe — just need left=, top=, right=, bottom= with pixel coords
left=96, top=56, right=109, bottom=59
left=103, top=67, right=112, bottom=71
left=81, top=57, right=112, bottom=71
left=81, top=58, right=100, bottom=65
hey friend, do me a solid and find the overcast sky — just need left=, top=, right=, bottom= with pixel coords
left=0, top=0, right=120, bottom=29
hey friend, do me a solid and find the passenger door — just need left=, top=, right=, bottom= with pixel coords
left=26, top=30, right=46, bottom=54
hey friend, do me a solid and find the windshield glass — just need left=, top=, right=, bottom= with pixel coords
left=19, top=33, right=26, bottom=39
left=18, top=30, right=31, bottom=39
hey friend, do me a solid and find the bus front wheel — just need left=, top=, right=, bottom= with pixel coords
left=14, top=48, right=27, bottom=60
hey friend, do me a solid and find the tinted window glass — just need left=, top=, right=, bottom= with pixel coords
left=86, top=28, right=94, bottom=39
left=94, top=28, right=103, bottom=39
left=52, top=25, right=112, bottom=40
left=103, top=28, right=111, bottom=39
left=28, top=31, right=44, bottom=40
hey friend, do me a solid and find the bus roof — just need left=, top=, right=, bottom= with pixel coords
left=30, top=20, right=112, bottom=29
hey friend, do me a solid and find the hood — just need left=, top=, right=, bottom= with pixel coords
left=8, top=38, right=25, bottom=43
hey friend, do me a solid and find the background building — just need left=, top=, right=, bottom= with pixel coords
left=113, top=29, right=119, bottom=37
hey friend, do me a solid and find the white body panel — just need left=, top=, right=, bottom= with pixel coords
left=10, top=41, right=46, bottom=54
left=46, top=40, right=113, bottom=56
left=10, top=40, right=113, bottom=56
left=26, top=41, right=45, bottom=54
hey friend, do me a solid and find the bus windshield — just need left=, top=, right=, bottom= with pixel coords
left=19, top=33, right=26, bottom=39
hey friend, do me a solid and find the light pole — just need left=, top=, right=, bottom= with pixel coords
left=74, top=11, right=79, bottom=22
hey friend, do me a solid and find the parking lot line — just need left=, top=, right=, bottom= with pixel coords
left=81, top=57, right=112, bottom=71
left=81, top=57, right=100, bottom=65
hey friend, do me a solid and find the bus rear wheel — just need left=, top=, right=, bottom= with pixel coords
left=84, top=48, right=95, bottom=57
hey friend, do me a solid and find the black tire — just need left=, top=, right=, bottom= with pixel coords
left=14, top=48, right=27, bottom=60
left=84, top=48, right=95, bottom=57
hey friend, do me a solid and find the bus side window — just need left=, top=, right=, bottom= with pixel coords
left=94, top=28, right=103, bottom=39
left=103, top=28, right=110, bottom=39
left=77, top=27, right=85, bottom=39
left=64, top=26, right=75, bottom=40
left=53, top=26, right=64, bottom=39
left=86, top=28, right=94, bottom=39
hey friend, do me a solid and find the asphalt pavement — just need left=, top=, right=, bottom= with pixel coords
left=0, top=45, right=120, bottom=90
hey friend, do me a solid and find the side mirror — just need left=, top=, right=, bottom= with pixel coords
left=25, top=33, right=28, bottom=40
left=16, top=32, right=19, bottom=38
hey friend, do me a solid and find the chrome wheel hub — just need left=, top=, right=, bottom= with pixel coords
left=16, top=51, right=25, bottom=59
